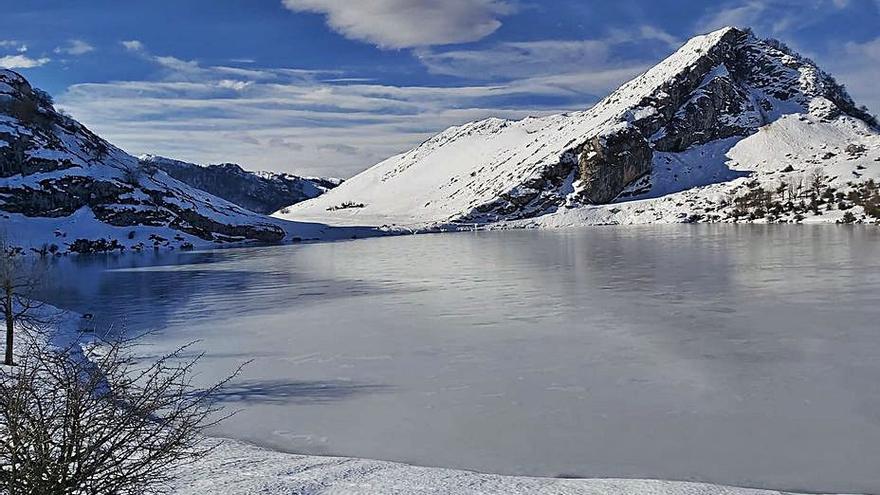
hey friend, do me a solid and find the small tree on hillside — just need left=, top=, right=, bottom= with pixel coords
left=0, top=238, right=45, bottom=366
left=785, top=175, right=803, bottom=203
left=808, top=168, right=827, bottom=198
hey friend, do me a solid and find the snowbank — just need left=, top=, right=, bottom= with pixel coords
left=169, top=438, right=841, bottom=495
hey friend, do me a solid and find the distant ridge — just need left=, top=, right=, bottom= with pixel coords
left=140, top=155, right=342, bottom=215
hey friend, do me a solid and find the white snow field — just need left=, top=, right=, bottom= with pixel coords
left=169, top=439, right=843, bottom=495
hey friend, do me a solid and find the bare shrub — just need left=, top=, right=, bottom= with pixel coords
left=0, top=334, right=241, bottom=495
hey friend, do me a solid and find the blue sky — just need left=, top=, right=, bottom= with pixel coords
left=2, top=0, right=879, bottom=177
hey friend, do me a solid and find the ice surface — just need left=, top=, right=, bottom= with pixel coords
left=38, top=226, right=880, bottom=494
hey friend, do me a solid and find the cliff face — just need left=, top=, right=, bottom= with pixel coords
left=578, top=126, right=653, bottom=204
left=0, top=69, right=285, bottom=252
left=279, top=27, right=879, bottom=228
left=141, top=155, right=341, bottom=215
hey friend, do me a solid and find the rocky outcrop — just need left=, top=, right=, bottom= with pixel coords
left=578, top=126, right=654, bottom=204
left=142, top=155, right=341, bottom=215
left=0, top=69, right=286, bottom=251
left=0, top=177, right=131, bottom=217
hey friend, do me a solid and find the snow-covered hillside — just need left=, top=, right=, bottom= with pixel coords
left=278, top=27, right=880, bottom=229
left=140, top=155, right=342, bottom=215
left=0, top=69, right=292, bottom=253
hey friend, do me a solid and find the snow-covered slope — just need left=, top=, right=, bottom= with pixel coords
left=171, top=439, right=845, bottom=495
left=0, top=69, right=291, bottom=253
left=140, top=155, right=342, bottom=215
left=278, top=27, right=880, bottom=229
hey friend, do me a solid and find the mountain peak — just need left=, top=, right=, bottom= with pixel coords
left=280, top=28, right=879, bottom=227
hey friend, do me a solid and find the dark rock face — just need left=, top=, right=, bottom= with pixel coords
left=570, top=29, right=757, bottom=205
left=651, top=71, right=759, bottom=152
left=143, top=156, right=341, bottom=214
left=0, top=69, right=286, bottom=249
left=578, top=127, right=653, bottom=204
left=0, top=177, right=132, bottom=218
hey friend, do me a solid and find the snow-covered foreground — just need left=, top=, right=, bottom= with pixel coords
left=171, top=439, right=836, bottom=495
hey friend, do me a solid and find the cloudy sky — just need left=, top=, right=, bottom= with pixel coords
left=2, top=0, right=879, bottom=177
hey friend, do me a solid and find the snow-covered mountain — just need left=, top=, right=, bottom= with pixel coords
left=278, top=27, right=880, bottom=229
left=0, top=69, right=287, bottom=253
left=140, top=155, right=342, bottom=215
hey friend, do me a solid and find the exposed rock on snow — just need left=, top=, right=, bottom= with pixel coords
left=278, top=27, right=880, bottom=229
left=580, top=125, right=653, bottom=204
left=0, top=69, right=286, bottom=252
left=170, top=439, right=845, bottom=495
left=140, top=155, right=342, bottom=215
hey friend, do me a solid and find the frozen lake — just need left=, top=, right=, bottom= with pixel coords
left=40, top=226, right=880, bottom=493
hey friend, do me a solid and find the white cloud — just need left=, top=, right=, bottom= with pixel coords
left=121, top=40, right=145, bottom=52
left=217, top=79, right=253, bottom=91
left=696, top=0, right=853, bottom=35
left=54, top=39, right=95, bottom=56
left=417, top=27, right=677, bottom=82
left=57, top=78, right=556, bottom=177
left=0, top=40, right=28, bottom=53
left=418, top=40, right=613, bottom=80
left=0, top=54, right=50, bottom=69
left=281, top=0, right=516, bottom=48
left=636, top=26, right=683, bottom=49
left=697, top=1, right=773, bottom=33
left=59, top=40, right=630, bottom=177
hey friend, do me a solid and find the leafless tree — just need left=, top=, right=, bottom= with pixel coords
left=0, top=334, right=242, bottom=495
left=808, top=168, right=827, bottom=198
left=785, top=175, right=804, bottom=203
left=0, top=237, right=46, bottom=366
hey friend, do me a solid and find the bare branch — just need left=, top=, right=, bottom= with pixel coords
left=0, top=334, right=242, bottom=494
